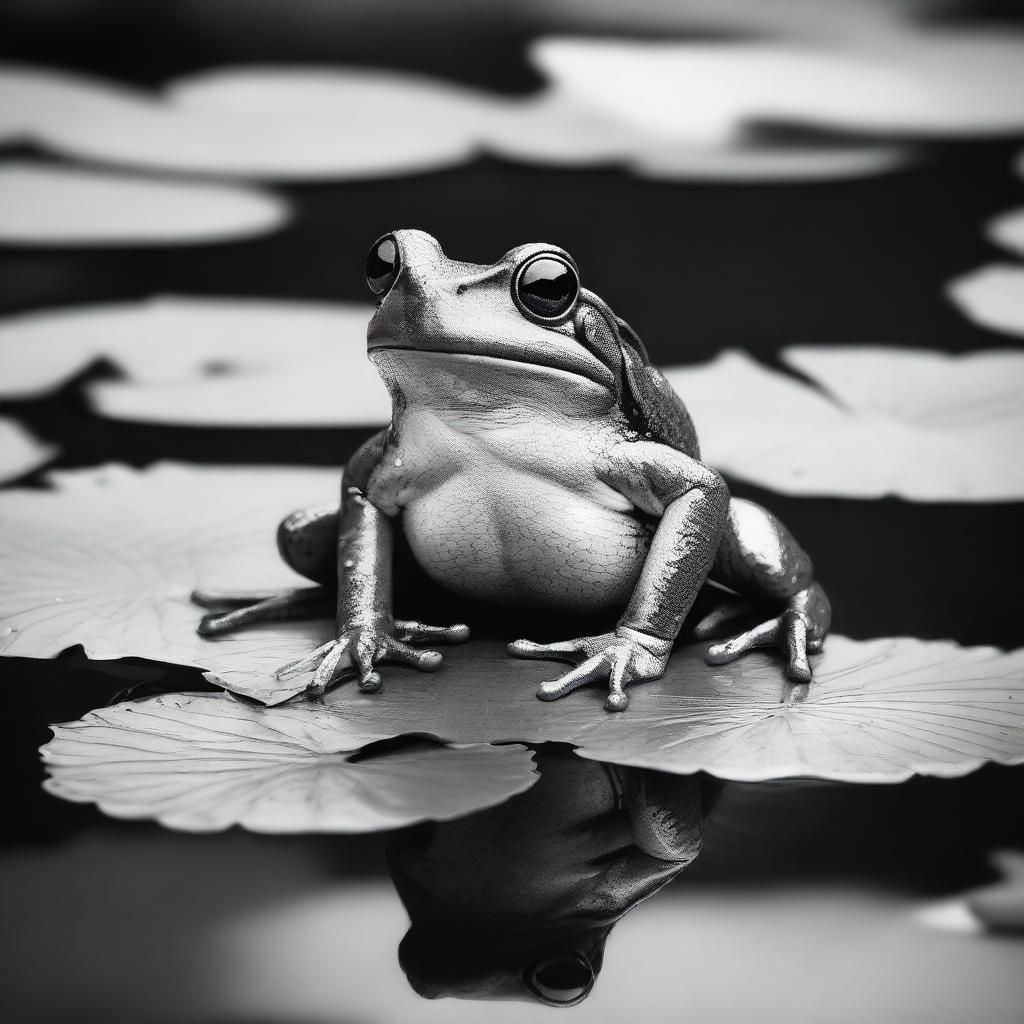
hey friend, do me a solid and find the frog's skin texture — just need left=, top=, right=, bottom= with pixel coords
left=387, top=746, right=710, bottom=1005
left=194, top=230, right=831, bottom=710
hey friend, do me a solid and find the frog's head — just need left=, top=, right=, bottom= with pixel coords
left=365, top=227, right=607, bottom=383
left=363, top=229, right=699, bottom=449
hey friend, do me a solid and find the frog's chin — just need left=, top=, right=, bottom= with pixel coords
left=368, top=344, right=618, bottom=401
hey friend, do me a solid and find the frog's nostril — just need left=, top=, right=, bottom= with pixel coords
left=367, top=234, right=401, bottom=298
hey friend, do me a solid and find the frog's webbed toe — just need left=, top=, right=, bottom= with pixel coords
left=276, top=618, right=470, bottom=698
left=192, top=585, right=331, bottom=636
left=698, top=582, right=831, bottom=683
left=509, top=629, right=672, bottom=713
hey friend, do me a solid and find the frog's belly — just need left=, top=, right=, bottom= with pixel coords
left=401, top=474, right=651, bottom=611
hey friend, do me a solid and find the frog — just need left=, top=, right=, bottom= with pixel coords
left=388, top=745, right=713, bottom=1005
left=193, top=229, right=831, bottom=711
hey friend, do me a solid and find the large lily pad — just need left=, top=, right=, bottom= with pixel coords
left=531, top=31, right=1024, bottom=139
left=949, top=265, right=1024, bottom=340
left=4, top=465, right=1022, bottom=783
left=203, top=636, right=1024, bottom=784
left=667, top=348, right=1024, bottom=501
left=41, top=693, right=537, bottom=833
left=0, top=160, right=286, bottom=246
left=0, top=65, right=485, bottom=181
left=988, top=209, right=1024, bottom=258
left=0, top=463, right=338, bottom=676
left=0, top=298, right=380, bottom=419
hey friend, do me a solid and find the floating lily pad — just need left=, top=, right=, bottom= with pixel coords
left=987, top=209, right=1024, bottom=258
left=0, top=417, right=55, bottom=483
left=0, top=160, right=286, bottom=246
left=949, top=265, right=1024, bottom=340
left=41, top=693, right=537, bottom=833
left=666, top=348, right=1024, bottom=500
left=0, top=65, right=485, bottom=181
left=0, top=463, right=338, bottom=676
left=205, top=636, right=1024, bottom=784
left=0, top=297, right=378, bottom=412
left=531, top=31, right=1024, bottom=140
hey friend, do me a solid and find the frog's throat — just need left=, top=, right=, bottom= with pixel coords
left=368, top=347, right=618, bottom=416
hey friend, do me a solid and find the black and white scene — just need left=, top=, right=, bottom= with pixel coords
left=1, top=0, right=1023, bottom=1020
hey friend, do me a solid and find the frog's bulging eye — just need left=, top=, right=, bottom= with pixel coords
left=523, top=952, right=594, bottom=1006
left=366, top=235, right=400, bottom=297
left=514, top=254, right=579, bottom=321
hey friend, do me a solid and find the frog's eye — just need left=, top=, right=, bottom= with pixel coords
left=513, top=253, right=579, bottom=321
left=523, top=952, right=594, bottom=1006
left=366, top=235, right=400, bottom=297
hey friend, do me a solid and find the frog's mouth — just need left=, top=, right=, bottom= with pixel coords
left=367, top=334, right=618, bottom=395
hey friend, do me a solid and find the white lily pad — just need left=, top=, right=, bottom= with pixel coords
left=41, top=692, right=537, bottom=833
left=987, top=209, right=1024, bottom=258
left=0, top=65, right=486, bottom=182
left=0, top=463, right=339, bottom=676
left=3, top=465, right=1020, bottom=783
left=0, top=298, right=383, bottom=422
left=205, top=636, right=1024, bottom=785
left=948, top=265, right=1024, bottom=340
left=0, top=417, right=56, bottom=482
left=665, top=347, right=1024, bottom=500
left=0, top=160, right=287, bottom=245
left=531, top=31, right=1024, bottom=140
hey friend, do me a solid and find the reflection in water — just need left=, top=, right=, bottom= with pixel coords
left=386, top=745, right=714, bottom=1006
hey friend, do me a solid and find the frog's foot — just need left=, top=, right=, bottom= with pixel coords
left=695, top=582, right=831, bottom=683
left=508, top=627, right=672, bottom=713
left=277, top=619, right=471, bottom=698
left=192, top=586, right=331, bottom=637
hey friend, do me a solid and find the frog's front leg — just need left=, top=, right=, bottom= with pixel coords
left=283, top=435, right=469, bottom=698
left=192, top=501, right=341, bottom=635
left=510, top=442, right=729, bottom=712
left=693, top=498, right=832, bottom=681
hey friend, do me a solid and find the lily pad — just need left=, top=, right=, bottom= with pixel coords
left=0, top=298, right=379, bottom=414
left=0, top=417, right=56, bottom=483
left=531, top=31, right=1024, bottom=140
left=666, top=347, right=1024, bottom=500
left=987, top=209, right=1024, bottom=258
left=207, top=636, right=1024, bottom=784
left=0, top=463, right=339, bottom=676
left=948, top=265, right=1024, bottom=340
left=0, top=65, right=485, bottom=181
left=41, top=692, right=537, bottom=833
left=0, top=160, right=286, bottom=246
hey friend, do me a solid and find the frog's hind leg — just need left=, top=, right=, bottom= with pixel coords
left=192, top=502, right=339, bottom=637
left=695, top=498, right=832, bottom=681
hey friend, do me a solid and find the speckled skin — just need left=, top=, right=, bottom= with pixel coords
left=195, top=230, right=831, bottom=710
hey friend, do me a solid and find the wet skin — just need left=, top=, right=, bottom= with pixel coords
left=195, top=230, right=831, bottom=710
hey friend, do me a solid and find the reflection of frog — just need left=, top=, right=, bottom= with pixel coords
left=388, top=746, right=712, bottom=1006
left=196, top=230, right=830, bottom=710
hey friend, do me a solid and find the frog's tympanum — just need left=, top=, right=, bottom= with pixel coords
left=195, top=230, right=831, bottom=710
left=387, top=746, right=712, bottom=1005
